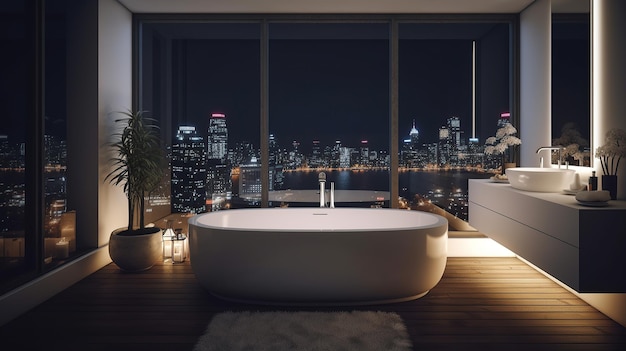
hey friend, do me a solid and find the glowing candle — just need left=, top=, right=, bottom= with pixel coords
left=162, top=228, right=176, bottom=260
left=163, top=240, right=173, bottom=259
left=173, top=241, right=183, bottom=263
left=55, top=238, right=69, bottom=259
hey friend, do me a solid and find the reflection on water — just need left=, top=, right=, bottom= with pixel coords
left=280, top=169, right=390, bottom=191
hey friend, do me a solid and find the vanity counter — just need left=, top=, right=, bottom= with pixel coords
left=469, top=179, right=626, bottom=292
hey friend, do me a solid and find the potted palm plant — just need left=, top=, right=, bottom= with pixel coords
left=106, top=109, right=165, bottom=272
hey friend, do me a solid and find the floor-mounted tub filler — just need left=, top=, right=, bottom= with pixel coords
left=188, top=207, right=448, bottom=306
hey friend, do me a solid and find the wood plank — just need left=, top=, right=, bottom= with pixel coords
left=1, top=257, right=625, bottom=350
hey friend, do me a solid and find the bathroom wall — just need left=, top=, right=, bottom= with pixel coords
left=519, top=0, right=552, bottom=167
left=592, top=0, right=626, bottom=200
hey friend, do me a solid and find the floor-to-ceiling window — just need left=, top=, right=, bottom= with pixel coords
left=1, top=0, right=84, bottom=295
left=398, top=22, right=512, bottom=223
left=137, top=15, right=515, bottom=226
left=139, top=21, right=261, bottom=218
left=0, top=1, right=30, bottom=290
left=552, top=14, right=590, bottom=166
left=43, top=0, right=78, bottom=271
left=268, top=22, right=390, bottom=208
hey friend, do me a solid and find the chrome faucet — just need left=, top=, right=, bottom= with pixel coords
left=536, top=146, right=565, bottom=168
left=318, top=172, right=326, bottom=207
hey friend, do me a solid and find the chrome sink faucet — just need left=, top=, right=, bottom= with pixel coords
left=536, top=146, right=565, bottom=168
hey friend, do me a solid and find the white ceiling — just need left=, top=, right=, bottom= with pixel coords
left=117, top=0, right=589, bottom=14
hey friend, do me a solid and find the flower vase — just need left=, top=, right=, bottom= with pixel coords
left=601, top=175, right=617, bottom=200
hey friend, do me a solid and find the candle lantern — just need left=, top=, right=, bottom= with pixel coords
left=163, top=221, right=186, bottom=263
left=172, top=230, right=187, bottom=263
left=162, top=220, right=176, bottom=261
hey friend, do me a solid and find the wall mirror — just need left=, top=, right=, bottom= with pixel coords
left=552, top=13, right=590, bottom=166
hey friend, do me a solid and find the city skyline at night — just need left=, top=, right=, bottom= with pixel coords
left=180, top=37, right=482, bottom=153
left=0, top=17, right=591, bottom=236
left=164, top=110, right=503, bottom=216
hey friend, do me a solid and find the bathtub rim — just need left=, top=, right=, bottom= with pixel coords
left=188, top=207, right=448, bottom=233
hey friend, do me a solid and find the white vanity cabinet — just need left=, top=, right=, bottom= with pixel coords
left=469, top=179, right=626, bottom=292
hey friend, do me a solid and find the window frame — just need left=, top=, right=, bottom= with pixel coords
left=133, top=13, right=519, bottom=210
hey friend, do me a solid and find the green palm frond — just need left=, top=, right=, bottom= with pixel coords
left=105, top=109, right=165, bottom=231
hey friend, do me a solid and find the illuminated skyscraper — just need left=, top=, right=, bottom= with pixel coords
left=438, top=125, right=450, bottom=165
left=359, top=140, right=370, bottom=166
left=497, top=112, right=511, bottom=128
left=268, top=134, right=284, bottom=188
left=409, top=119, right=419, bottom=145
left=171, top=126, right=206, bottom=214
left=206, top=113, right=232, bottom=210
left=206, top=159, right=231, bottom=210
left=268, top=134, right=281, bottom=166
left=445, top=116, right=461, bottom=147
left=207, top=113, right=228, bottom=160
left=436, top=116, right=464, bottom=166
left=339, top=147, right=351, bottom=168
left=402, top=120, right=422, bottom=168
left=310, top=140, right=322, bottom=168
left=239, top=157, right=262, bottom=199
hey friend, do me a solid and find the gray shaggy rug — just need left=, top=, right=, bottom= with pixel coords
left=193, top=311, right=412, bottom=351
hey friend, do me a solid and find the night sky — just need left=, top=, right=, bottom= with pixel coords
left=0, top=19, right=590, bottom=153
left=183, top=37, right=473, bottom=153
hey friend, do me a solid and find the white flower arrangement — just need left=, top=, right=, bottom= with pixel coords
left=595, top=128, right=626, bottom=176
left=485, top=123, right=522, bottom=168
left=552, top=123, right=590, bottom=166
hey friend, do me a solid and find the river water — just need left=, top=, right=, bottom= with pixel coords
left=279, top=168, right=492, bottom=198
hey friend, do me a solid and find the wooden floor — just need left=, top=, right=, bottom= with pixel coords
left=1, top=257, right=625, bottom=350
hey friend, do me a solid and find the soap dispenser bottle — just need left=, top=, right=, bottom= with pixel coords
left=588, top=171, right=598, bottom=191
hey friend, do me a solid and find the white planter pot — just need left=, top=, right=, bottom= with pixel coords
left=109, top=227, right=162, bottom=272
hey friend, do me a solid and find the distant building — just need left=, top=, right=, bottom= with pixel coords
left=171, top=126, right=206, bottom=214
left=206, top=159, right=231, bottom=211
left=402, top=120, right=422, bottom=168
left=436, top=116, right=464, bottom=166
left=359, top=140, right=369, bottom=166
left=339, top=147, right=352, bottom=168
left=206, top=113, right=232, bottom=208
left=207, top=113, right=228, bottom=160
left=268, top=134, right=282, bottom=166
left=309, top=140, right=322, bottom=168
left=239, top=166, right=261, bottom=199
left=447, top=116, right=462, bottom=147
left=497, top=111, right=511, bottom=128
left=465, top=137, right=483, bottom=166
left=409, top=119, right=419, bottom=145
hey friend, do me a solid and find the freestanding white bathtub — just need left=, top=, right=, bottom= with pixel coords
left=188, top=207, right=448, bottom=306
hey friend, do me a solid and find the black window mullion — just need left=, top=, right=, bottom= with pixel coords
left=24, top=0, right=45, bottom=273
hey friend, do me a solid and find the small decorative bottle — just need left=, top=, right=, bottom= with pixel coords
left=588, top=171, right=598, bottom=191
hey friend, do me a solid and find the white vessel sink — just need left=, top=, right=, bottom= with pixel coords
left=506, top=167, right=576, bottom=192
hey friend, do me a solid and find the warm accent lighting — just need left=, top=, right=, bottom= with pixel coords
left=162, top=226, right=175, bottom=261
left=163, top=227, right=187, bottom=264
left=162, top=219, right=187, bottom=263
left=172, top=233, right=187, bottom=263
